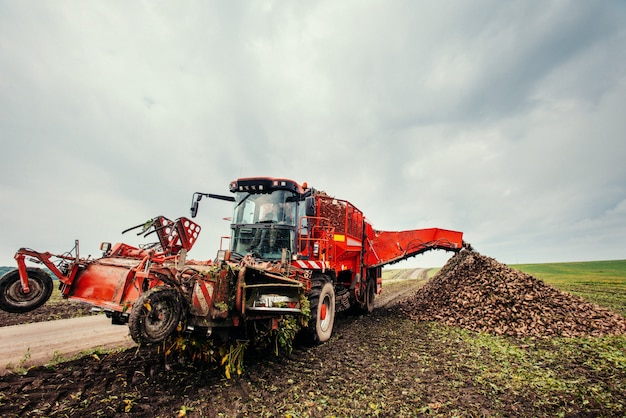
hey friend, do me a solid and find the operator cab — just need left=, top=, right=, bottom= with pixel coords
left=228, top=178, right=308, bottom=261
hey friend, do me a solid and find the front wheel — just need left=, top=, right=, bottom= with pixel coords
left=306, top=280, right=336, bottom=344
left=0, top=268, right=53, bottom=313
left=128, top=286, right=183, bottom=345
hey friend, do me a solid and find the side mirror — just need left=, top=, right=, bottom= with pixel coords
left=190, top=194, right=202, bottom=218
left=100, top=242, right=111, bottom=255
left=190, top=191, right=235, bottom=218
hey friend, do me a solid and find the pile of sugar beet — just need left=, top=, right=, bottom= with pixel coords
left=399, top=250, right=626, bottom=338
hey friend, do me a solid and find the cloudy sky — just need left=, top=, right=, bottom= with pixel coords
left=1, top=0, right=625, bottom=269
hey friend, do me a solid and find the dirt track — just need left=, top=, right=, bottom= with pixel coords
left=0, top=315, right=135, bottom=374
left=374, top=268, right=430, bottom=307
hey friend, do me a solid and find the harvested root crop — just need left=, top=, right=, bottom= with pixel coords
left=400, top=250, right=626, bottom=338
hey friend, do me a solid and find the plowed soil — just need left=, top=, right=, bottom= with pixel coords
left=1, top=254, right=625, bottom=417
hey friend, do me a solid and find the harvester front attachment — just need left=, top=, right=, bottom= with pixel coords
left=0, top=216, right=201, bottom=318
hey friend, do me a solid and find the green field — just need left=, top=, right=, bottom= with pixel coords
left=512, top=259, right=626, bottom=317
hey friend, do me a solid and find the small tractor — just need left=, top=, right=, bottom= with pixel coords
left=0, top=177, right=466, bottom=348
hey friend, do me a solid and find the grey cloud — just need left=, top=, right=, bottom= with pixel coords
left=0, top=1, right=625, bottom=267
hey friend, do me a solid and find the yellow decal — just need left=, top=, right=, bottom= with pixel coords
left=333, top=234, right=345, bottom=242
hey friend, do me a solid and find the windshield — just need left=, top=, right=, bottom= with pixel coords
left=230, top=190, right=299, bottom=260
left=232, top=190, right=297, bottom=226
left=231, top=227, right=295, bottom=260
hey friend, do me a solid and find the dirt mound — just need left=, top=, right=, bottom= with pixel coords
left=400, top=250, right=626, bottom=338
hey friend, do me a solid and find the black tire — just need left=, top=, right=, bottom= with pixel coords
left=128, top=286, right=183, bottom=345
left=0, top=268, right=53, bottom=313
left=306, top=279, right=335, bottom=344
left=362, top=279, right=375, bottom=314
left=348, top=277, right=376, bottom=315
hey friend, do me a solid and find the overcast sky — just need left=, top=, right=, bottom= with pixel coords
left=1, top=1, right=625, bottom=269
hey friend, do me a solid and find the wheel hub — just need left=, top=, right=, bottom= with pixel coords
left=320, top=303, right=327, bottom=321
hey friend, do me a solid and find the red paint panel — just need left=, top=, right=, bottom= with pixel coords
left=67, top=263, right=134, bottom=307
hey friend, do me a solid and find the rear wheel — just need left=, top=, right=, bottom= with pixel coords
left=306, top=278, right=335, bottom=344
left=362, top=278, right=376, bottom=313
left=128, top=286, right=182, bottom=345
left=0, top=268, right=53, bottom=313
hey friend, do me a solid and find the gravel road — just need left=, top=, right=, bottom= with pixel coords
left=0, top=315, right=135, bottom=374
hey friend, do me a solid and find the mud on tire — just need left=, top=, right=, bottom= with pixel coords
left=0, top=268, right=53, bottom=313
left=128, top=286, right=183, bottom=345
left=305, top=277, right=336, bottom=344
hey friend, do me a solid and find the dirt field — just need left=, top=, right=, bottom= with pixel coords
left=0, top=258, right=625, bottom=417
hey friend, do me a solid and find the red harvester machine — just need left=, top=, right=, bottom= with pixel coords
left=0, top=177, right=466, bottom=346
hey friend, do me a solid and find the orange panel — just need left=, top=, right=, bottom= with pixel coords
left=67, top=262, right=136, bottom=308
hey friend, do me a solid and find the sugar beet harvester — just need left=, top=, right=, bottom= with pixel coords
left=0, top=177, right=465, bottom=346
